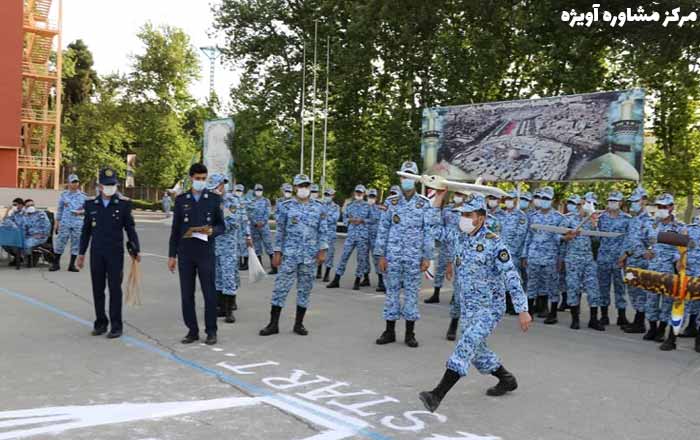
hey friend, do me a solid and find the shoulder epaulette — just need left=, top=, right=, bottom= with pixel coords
left=486, top=232, right=499, bottom=240
left=117, top=194, right=131, bottom=201
left=417, top=194, right=430, bottom=202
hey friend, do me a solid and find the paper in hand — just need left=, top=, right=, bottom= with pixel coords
left=192, top=232, right=209, bottom=242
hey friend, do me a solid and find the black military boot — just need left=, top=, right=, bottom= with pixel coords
left=316, top=264, right=322, bottom=279
left=238, top=257, right=244, bottom=270
left=268, top=254, right=278, bottom=274
left=419, top=369, right=460, bottom=413
left=241, top=256, right=249, bottom=271
left=217, top=292, right=226, bottom=317
left=486, top=365, right=518, bottom=396
left=528, top=298, right=536, bottom=319
left=232, top=295, right=238, bottom=311
left=326, top=274, right=341, bottom=288
left=616, top=308, right=629, bottom=327
left=600, top=306, right=610, bottom=326
left=536, top=297, right=549, bottom=318
left=659, top=329, right=677, bottom=351
left=558, top=292, right=569, bottom=311
left=680, top=314, right=698, bottom=338
left=376, top=320, right=396, bottom=345
left=654, top=322, right=668, bottom=343
left=624, top=311, right=646, bottom=334
left=588, top=307, right=605, bottom=331
left=405, top=321, right=418, bottom=347
left=505, top=293, right=516, bottom=315
left=49, top=254, right=61, bottom=272
left=323, top=267, right=331, bottom=282
left=352, top=277, right=361, bottom=290
left=376, top=274, right=386, bottom=292
left=293, top=305, right=308, bottom=335
left=643, top=321, right=658, bottom=341
left=695, top=333, right=700, bottom=353
left=570, top=305, right=580, bottom=330
left=259, top=305, right=282, bottom=336
left=544, top=302, right=558, bottom=325
left=360, top=273, right=370, bottom=287
left=425, top=287, right=440, bottom=304
left=446, top=318, right=459, bottom=341
left=224, top=296, right=236, bottom=323
left=68, top=255, right=79, bottom=272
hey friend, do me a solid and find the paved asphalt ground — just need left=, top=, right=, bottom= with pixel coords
left=1, top=220, right=699, bottom=440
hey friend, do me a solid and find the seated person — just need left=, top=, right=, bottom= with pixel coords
left=2, top=198, right=25, bottom=266
left=21, top=199, right=51, bottom=255
left=3, top=198, right=25, bottom=223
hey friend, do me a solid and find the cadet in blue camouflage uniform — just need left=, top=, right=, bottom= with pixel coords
left=619, top=188, right=654, bottom=334
left=310, top=183, right=320, bottom=201
left=419, top=194, right=531, bottom=413
left=523, top=186, right=564, bottom=318
left=366, top=188, right=386, bottom=291
left=559, top=195, right=604, bottom=330
left=233, top=184, right=250, bottom=271
left=499, top=191, right=529, bottom=315
left=327, top=184, right=371, bottom=291
left=425, top=192, right=463, bottom=305
left=321, top=188, right=341, bottom=282
left=249, top=183, right=275, bottom=273
left=21, top=199, right=51, bottom=267
left=486, top=195, right=505, bottom=229
left=642, top=194, right=683, bottom=344
left=276, top=183, right=293, bottom=208
left=51, top=174, right=87, bottom=272
left=208, top=174, right=251, bottom=323
left=259, top=174, right=328, bottom=337
left=374, top=161, right=439, bottom=348
left=679, top=213, right=700, bottom=343
left=596, top=191, right=631, bottom=326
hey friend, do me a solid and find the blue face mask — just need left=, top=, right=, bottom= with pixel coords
left=566, top=203, right=578, bottom=213
left=191, top=180, right=207, bottom=192
left=519, top=200, right=529, bottom=210
left=540, top=199, right=552, bottom=209
left=630, top=202, right=641, bottom=213
left=400, top=179, right=415, bottom=191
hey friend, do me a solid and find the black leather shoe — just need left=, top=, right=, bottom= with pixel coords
left=205, top=334, right=217, bottom=345
left=107, top=329, right=122, bottom=339
left=446, top=318, right=459, bottom=341
left=181, top=333, right=199, bottom=344
left=375, top=330, right=396, bottom=345
left=91, top=327, right=107, bottom=336
left=486, top=365, right=518, bottom=396
left=326, top=274, right=340, bottom=288
left=360, top=274, right=370, bottom=287
left=424, top=287, right=440, bottom=304
left=419, top=391, right=442, bottom=413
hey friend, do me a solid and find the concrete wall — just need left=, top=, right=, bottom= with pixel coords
left=0, top=0, right=23, bottom=188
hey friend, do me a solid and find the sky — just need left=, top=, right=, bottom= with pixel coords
left=58, top=0, right=239, bottom=108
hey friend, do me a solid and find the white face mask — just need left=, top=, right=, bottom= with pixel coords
left=25, top=206, right=36, bottom=214
left=487, top=199, right=499, bottom=209
left=310, top=193, right=318, bottom=199
left=504, top=200, right=514, bottom=209
left=354, top=194, right=363, bottom=201
left=608, top=201, right=620, bottom=211
left=533, top=199, right=542, bottom=208
left=255, top=190, right=263, bottom=197
left=655, top=208, right=669, bottom=220
left=234, top=191, right=243, bottom=197
left=453, top=195, right=464, bottom=205
left=459, top=216, right=476, bottom=234
left=583, top=202, right=595, bottom=215
left=324, top=196, right=332, bottom=203
left=296, top=187, right=310, bottom=199
left=102, top=185, right=117, bottom=196
left=368, top=198, right=376, bottom=205
left=284, top=191, right=292, bottom=198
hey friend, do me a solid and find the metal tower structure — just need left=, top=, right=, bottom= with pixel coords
left=200, top=46, right=220, bottom=99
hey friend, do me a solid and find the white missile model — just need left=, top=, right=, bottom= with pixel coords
left=396, top=172, right=509, bottom=198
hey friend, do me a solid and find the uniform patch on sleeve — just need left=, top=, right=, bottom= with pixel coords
left=498, top=249, right=510, bottom=263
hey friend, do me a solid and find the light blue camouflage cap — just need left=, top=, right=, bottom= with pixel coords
left=67, top=174, right=79, bottom=183
left=453, top=194, right=486, bottom=213
left=634, top=186, right=648, bottom=198
left=607, top=191, right=623, bottom=202
left=281, top=183, right=293, bottom=192
left=655, top=193, right=674, bottom=206
left=533, top=189, right=542, bottom=198
left=519, top=191, right=532, bottom=201
left=354, top=184, right=367, bottom=193
left=628, top=191, right=643, bottom=203
left=567, top=194, right=581, bottom=204
left=400, top=161, right=419, bottom=175
left=293, top=174, right=311, bottom=186
left=540, top=186, right=554, bottom=200
left=389, top=185, right=400, bottom=195
left=311, top=183, right=320, bottom=193
left=324, top=187, right=336, bottom=196
left=584, top=192, right=597, bottom=203
left=234, top=183, right=244, bottom=192
left=254, top=183, right=263, bottom=191
left=206, top=173, right=228, bottom=190
left=505, top=190, right=518, bottom=199
left=368, top=188, right=378, bottom=197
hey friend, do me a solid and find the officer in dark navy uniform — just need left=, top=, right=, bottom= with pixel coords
left=168, top=163, right=225, bottom=345
left=77, top=167, right=140, bottom=339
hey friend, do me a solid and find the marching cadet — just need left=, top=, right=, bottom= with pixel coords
left=619, top=189, right=654, bottom=334
left=560, top=195, right=604, bottom=330
left=310, top=184, right=320, bottom=200
left=51, top=174, right=87, bottom=272
left=385, top=185, right=400, bottom=202
left=249, top=183, right=275, bottom=273
left=327, top=184, right=371, bottom=290
left=366, top=188, right=385, bottom=290
left=76, top=168, right=139, bottom=339
left=209, top=174, right=251, bottom=323
left=597, top=191, right=631, bottom=327
left=419, top=194, right=531, bottom=413
left=642, top=193, right=683, bottom=344
left=20, top=199, right=51, bottom=266
left=486, top=194, right=505, bottom=226
left=500, top=190, right=529, bottom=315
left=168, top=163, right=225, bottom=345
left=321, top=188, right=341, bottom=282
left=426, top=191, right=462, bottom=305
left=234, top=184, right=250, bottom=271
left=259, top=174, right=328, bottom=336
left=519, top=191, right=533, bottom=213
left=276, top=183, right=293, bottom=208
left=523, top=186, right=564, bottom=319
left=374, top=161, right=438, bottom=348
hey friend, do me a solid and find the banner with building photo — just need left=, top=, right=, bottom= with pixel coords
left=421, top=89, right=645, bottom=182
left=126, top=154, right=136, bottom=188
left=203, top=118, right=235, bottom=186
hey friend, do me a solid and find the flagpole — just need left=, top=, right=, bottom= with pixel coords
left=300, top=43, right=306, bottom=174
left=310, top=20, right=319, bottom=182
left=321, top=36, right=330, bottom=192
